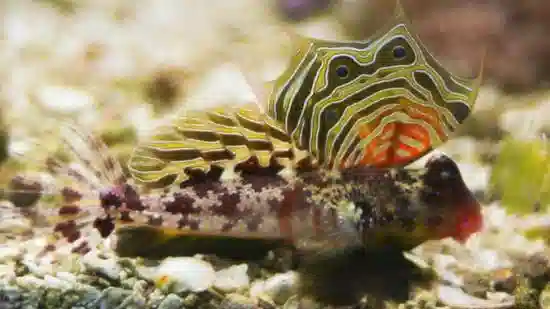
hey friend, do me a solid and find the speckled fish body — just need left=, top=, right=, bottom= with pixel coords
left=103, top=168, right=400, bottom=247
left=52, top=152, right=481, bottom=256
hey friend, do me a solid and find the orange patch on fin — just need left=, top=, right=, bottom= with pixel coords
left=356, top=122, right=434, bottom=168
left=394, top=123, right=431, bottom=158
left=342, top=100, right=450, bottom=168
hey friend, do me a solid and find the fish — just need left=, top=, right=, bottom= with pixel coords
left=120, top=152, right=483, bottom=252
left=39, top=124, right=481, bottom=257
left=11, top=0, right=484, bottom=258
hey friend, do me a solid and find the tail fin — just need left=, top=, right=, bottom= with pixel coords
left=5, top=121, right=125, bottom=258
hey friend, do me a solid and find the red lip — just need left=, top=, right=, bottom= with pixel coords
left=453, top=197, right=484, bottom=243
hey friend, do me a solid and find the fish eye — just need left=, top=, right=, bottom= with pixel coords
left=440, top=170, right=451, bottom=181
left=336, top=65, right=349, bottom=78
left=438, top=163, right=460, bottom=182
left=392, top=45, right=406, bottom=59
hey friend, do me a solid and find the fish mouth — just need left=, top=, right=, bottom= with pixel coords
left=452, top=195, right=484, bottom=244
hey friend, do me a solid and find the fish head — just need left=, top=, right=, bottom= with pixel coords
left=418, top=153, right=483, bottom=244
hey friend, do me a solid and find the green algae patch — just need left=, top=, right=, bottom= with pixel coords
left=490, top=136, right=550, bottom=215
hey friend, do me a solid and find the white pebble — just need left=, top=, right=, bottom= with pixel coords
left=437, top=284, right=515, bottom=309
left=81, top=253, right=122, bottom=281
left=36, top=85, right=95, bottom=113
left=152, top=257, right=216, bottom=293
left=487, top=291, right=515, bottom=303
left=0, top=245, right=22, bottom=263
left=433, top=254, right=458, bottom=271
left=213, top=264, right=250, bottom=292
left=158, top=293, right=185, bottom=309
left=15, top=274, right=45, bottom=289
left=21, top=257, right=54, bottom=277
left=432, top=254, right=463, bottom=286
left=0, top=264, right=15, bottom=282
left=43, top=274, right=72, bottom=290
left=0, top=217, right=32, bottom=234
left=483, top=204, right=508, bottom=230
left=55, top=271, right=78, bottom=284
left=249, top=279, right=267, bottom=299
left=253, top=271, right=299, bottom=305
left=474, top=249, right=502, bottom=271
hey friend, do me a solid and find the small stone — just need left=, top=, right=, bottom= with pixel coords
left=484, top=204, right=508, bottom=230
left=0, top=216, right=32, bottom=235
left=213, top=263, right=250, bottom=292
left=462, top=272, right=491, bottom=298
left=437, top=284, right=514, bottom=309
left=55, top=253, right=83, bottom=274
left=539, top=283, right=550, bottom=309
left=55, top=272, right=78, bottom=284
left=146, top=289, right=166, bottom=308
left=81, top=253, right=122, bottom=282
left=43, top=275, right=73, bottom=290
left=182, top=293, right=199, bottom=307
left=14, top=274, right=45, bottom=289
left=36, top=85, right=95, bottom=114
left=63, top=288, right=102, bottom=309
left=474, top=249, right=503, bottom=272
left=249, top=280, right=267, bottom=300
left=487, top=291, right=515, bottom=304
left=0, top=245, right=22, bottom=263
left=94, top=287, right=132, bottom=309
left=120, top=277, right=138, bottom=290
left=0, top=285, right=25, bottom=306
left=432, top=254, right=457, bottom=272
left=7, top=175, right=43, bottom=208
left=513, top=252, right=550, bottom=279
left=0, top=202, right=32, bottom=234
left=514, top=278, right=538, bottom=309
left=221, top=293, right=257, bottom=309
left=119, top=269, right=129, bottom=281
left=151, top=257, right=216, bottom=293
left=0, top=263, right=15, bottom=280
left=283, top=296, right=317, bottom=309
left=493, top=269, right=518, bottom=294
left=20, top=256, right=54, bottom=277
left=158, top=293, right=185, bottom=309
left=251, top=272, right=299, bottom=305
